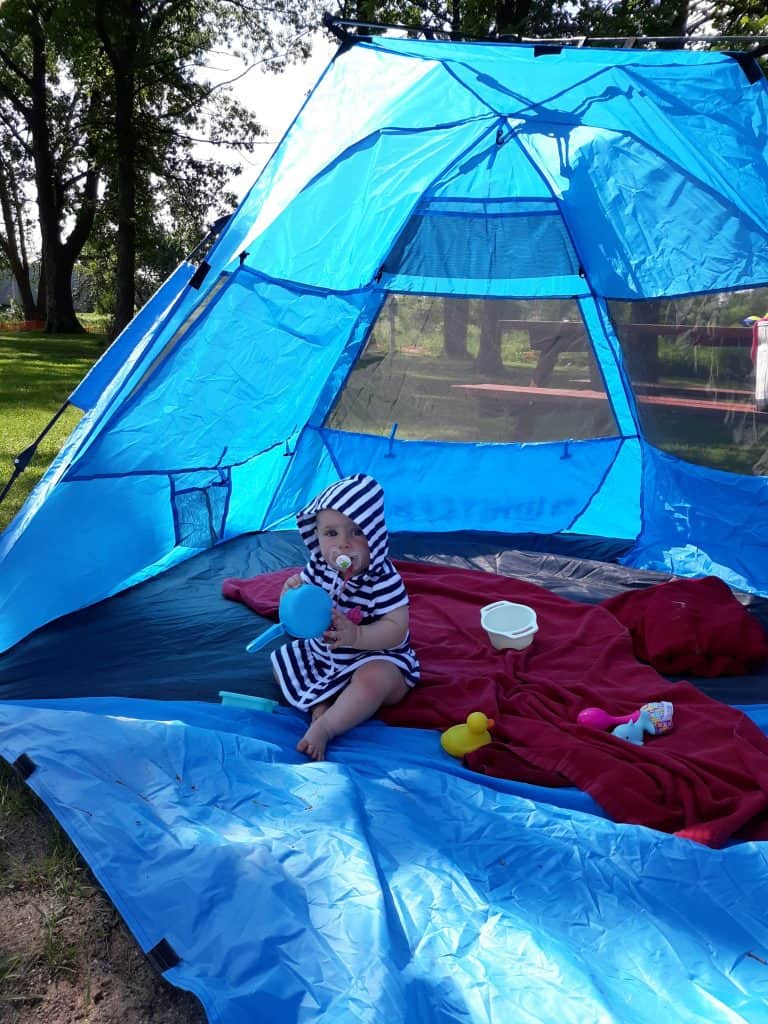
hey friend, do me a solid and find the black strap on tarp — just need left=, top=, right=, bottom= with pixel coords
left=12, top=753, right=37, bottom=781
left=147, top=938, right=181, bottom=974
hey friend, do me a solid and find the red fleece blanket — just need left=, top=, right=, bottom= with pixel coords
left=600, top=575, right=768, bottom=676
left=223, top=562, right=768, bottom=848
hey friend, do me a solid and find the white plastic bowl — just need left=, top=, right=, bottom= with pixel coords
left=480, top=601, right=538, bottom=650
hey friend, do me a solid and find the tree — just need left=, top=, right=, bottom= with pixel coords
left=0, top=0, right=320, bottom=335
left=80, top=136, right=244, bottom=316
left=0, top=99, right=41, bottom=319
left=704, top=1, right=768, bottom=58
left=71, top=0, right=319, bottom=337
left=0, top=0, right=101, bottom=333
left=338, top=0, right=578, bottom=38
left=571, top=1, right=691, bottom=44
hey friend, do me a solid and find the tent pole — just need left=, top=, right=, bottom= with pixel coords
left=320, top=15, right=768, bottom=50
left=0, top=401, right=70, bottom=507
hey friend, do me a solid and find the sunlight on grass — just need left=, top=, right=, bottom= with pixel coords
left=0, top=329, right=105, bottom=533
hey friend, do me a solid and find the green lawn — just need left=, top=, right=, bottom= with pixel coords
left=0, top=324, right=106, bottom=533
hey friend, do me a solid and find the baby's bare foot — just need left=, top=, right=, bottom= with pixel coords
left=297, top=717, right=333, bottom=760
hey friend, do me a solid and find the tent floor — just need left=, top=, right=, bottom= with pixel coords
left=3, top=532, right=768, bottom=1024
left=2, top=529, right=767, bottom=706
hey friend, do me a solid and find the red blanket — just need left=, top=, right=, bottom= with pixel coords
left=600, top=575, right=768, bottom=676
left=223, top=562, right=768, bottom=848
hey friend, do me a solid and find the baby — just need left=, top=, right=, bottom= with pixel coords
left=271, top=473, right=419, bottom=759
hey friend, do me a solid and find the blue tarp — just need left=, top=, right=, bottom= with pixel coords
left=2, top=530, right=767, bottom=1021
left=1, top=698, right=768, bottom=1023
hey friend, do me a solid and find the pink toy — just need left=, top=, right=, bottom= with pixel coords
left=577, top=701, right=674, bottom=736
left=577, top=707, right=640, bottom=730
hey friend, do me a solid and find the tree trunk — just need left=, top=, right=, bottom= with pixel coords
left=6, top=255, right=37, bottom=319
left=443, top=297, right=469, bottom=358
left=0, top=162, right=40, bottom=319
left=657, top=2, right=689, bottom=48
left=623, top=300, right=662, bottom=383
left=27, top=26, right=91, bottom=333
left=93, top=3, right=139, bottom=340
left=46, top=251, right=83, bottom=333
left=451, top=0, right=461, bottom=33
left=111, top=60, right=136, bottom=337
left=494, top=0, right=533, bottom=36
left=36, top=256, right=46, bottom=317
left=476, top=300, right=504, bottom=374
left=386, top=295, right=397, bottom=354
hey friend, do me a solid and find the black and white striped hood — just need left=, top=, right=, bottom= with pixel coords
left=297, top=474, right=390, bottom=574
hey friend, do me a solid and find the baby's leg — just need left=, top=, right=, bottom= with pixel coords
left=297, top=661, right=407, bottom=761
left=311, top=698, right=333, bottom=721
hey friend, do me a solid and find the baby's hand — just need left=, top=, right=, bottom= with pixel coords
left=281, top=573, right=303, bottom=596
left=323, top=607, right=360, bottom=649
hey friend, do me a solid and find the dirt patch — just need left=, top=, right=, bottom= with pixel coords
left=0, top=762, right=207, bottom=1024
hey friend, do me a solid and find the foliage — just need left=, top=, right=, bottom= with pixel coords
left=706, top=1, right=768, bottom=37
left=0, top=757, right=207, bottom=1020
left=80, top=150, right=242, bottom=315
left=0, top=0, right=322, bottom=333
left=0, top=0, right=765, bottom=334
left=334, top=0, right=768, bottom=55
left=339, top=0, right=583, bottom=36
left=335, top=0, right=712, bottom=39
left=0, top=1, right=102, bottom=331
left=0, top=96, right=40, bottom=318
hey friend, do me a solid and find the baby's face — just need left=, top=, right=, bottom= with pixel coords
left=316, top=509, right=370, bottom=575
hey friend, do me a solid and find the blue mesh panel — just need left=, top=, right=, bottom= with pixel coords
left=385, top=207, right=580, bottom=280
left=171, top=471, right=230, bottom=548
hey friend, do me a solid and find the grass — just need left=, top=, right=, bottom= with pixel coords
left=0, top=760, right=93, bottom=1000
left=0, top=758, right=92, bottom=900
left=0, top=322, right=210, bottom=1023
left=0, top=322, right=108, bottom=1003
left=0, top=752, right=206, bottom=1022
left=0, top=319, right=106, bottom=532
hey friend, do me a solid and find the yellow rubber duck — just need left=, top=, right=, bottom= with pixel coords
left=440, top=712, right=495, bottom=758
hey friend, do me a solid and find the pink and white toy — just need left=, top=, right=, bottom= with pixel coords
left=577, top=701, right=674, bottom=743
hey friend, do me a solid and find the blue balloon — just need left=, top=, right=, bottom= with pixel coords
left=279, top=585, right=333, bottom=638
left=245, top=584, right=332, bottom=653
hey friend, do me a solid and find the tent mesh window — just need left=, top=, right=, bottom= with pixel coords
left=170, top=470, right=230, bottom=548
left=382, top=200, right=580, bottom=280
left=325, top=295, right=617, bottom=444
left=609, top=287, right=768, bottom=475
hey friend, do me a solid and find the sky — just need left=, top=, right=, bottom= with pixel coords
left=203, top=32, right=338, bottom=203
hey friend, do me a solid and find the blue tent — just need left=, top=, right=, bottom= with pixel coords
left=2, top=35, right=768, bottom=650
left=3, top=33, right=768, bottom=1024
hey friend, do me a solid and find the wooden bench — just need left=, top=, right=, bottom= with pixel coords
left=500, top=320, right=752, bottom=348
left=498, top=319, right=753, bottom=391
left=452, top=382, right=768, bottom=418
left=633, top=380, right=754, bottom=400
